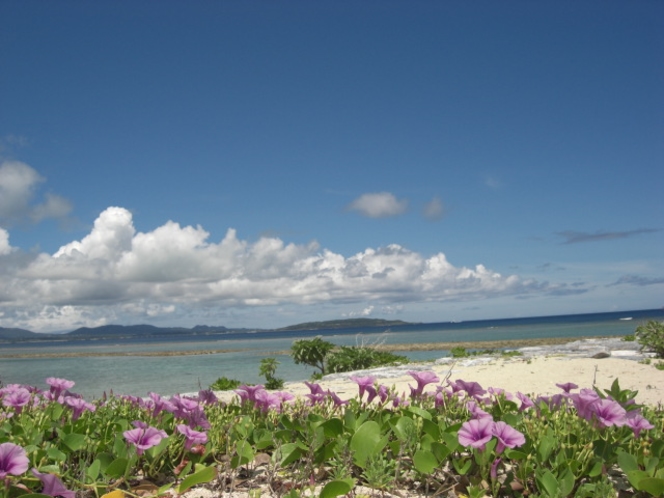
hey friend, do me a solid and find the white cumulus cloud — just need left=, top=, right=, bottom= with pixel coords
left=0, top=206, right=565, bottom=332
left=347, top=192, right=408, bottom=218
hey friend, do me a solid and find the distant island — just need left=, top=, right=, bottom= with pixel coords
left=0, top=318, right=412, bottom=343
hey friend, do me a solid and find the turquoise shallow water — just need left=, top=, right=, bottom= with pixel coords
left=1, top=309, right=661, bottom=399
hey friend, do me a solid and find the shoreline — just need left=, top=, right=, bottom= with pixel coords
left=0, top=335, right=611, bottom=359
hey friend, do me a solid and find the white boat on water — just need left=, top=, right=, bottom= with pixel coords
left=619, top=317, right=633, bottom=321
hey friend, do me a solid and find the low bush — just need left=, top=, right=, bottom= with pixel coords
left=326, top=346, right=408, bottom=373
left=209, top=376, right=242, bottom=391
left=635, top=320, right=664, bottom=358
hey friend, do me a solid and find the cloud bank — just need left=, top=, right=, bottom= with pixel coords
left=0, top=206, right=565, bottom=332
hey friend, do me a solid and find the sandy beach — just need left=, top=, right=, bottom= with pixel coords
left=211, top=340, right=664, bottom=406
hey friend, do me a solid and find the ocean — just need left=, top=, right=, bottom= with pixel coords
left=1, top=309, right=662, bottom=400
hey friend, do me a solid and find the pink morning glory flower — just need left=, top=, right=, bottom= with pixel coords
left=556, top=382, right=579, bottom=393
left=591, top=399, right=627, bottom=428
left=626, top=412, right=654, bottom=438
left=123, top=424, right=168, bottom=455
left=408, top=371, right=440, bottom=397
left=458, top=417, right=494, bottom=451
left=350, top=376, right=376, bottom=400
left=2, top=388, right=31, bottom=414
left=515, top=392, right=534, bottom=411
left=45, top=377, right=75, bottom=399
left=64, top=396, right=96, bottom=421
left=492, top=421, right=526, bottom=454
left=452, top=379, right=487, bottom=399
left=0, top=442, right=29, bottom=479
left=32, top=469, right=76, bottom=498
left=176, top=424, right=208, bottom=450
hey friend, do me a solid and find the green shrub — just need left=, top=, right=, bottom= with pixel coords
left=291, top=336, right=335, bottom=375
left=622, top=334, right=636, bottom=342
left=450, top=346, right=469, bottom=358
left=635, top=320, right=664, bottom=358
left=259, top=357, right=285, bottom=390
left=326, top=346, right=408, bottom=373
left=209, top=376, right=242, bottom=391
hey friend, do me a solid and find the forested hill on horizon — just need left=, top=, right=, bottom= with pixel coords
left=0, top=318, right=411, bottom=342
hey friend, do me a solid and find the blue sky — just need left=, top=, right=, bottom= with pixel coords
left=1, top=1, right=662, bottom=332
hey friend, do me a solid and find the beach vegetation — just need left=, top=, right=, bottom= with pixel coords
left=635, top=320, right=664, bottom=358
left=1, top=374, right=663, bottom=498
left=290, top=337, right=408, bottom=377
left=290, top=336, right=335, bottom=375
left=259, top=357, right=285, bottom=390
left=209, top=376, right=242, bottom=391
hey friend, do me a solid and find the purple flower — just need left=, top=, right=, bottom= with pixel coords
left=2, top=388, right=31, bottom=414
left=197, top=389, right=218, bottom=405
left=515, top=392, right=534, bottom=412
left=0, top=443, right=29, bottom=478
left=626, top=412, right=654, bottom=438
left=490, top=458, right=501, bottom=480
left=123, top=424, right=168, bottom=455
left=452, top=379, right=487, bottom=399
left=45, top=377, right=75, bottom=399
left=591, top=399, right=627, bottom=428
left=492, top=421, right=526, bottom=454
left=64, top=396, right=96, bottom=421
left=458, top=417, right=494, bottom=451
left=350, top=376, right=375, bottom=400
left=176, top=424, right=208, bottom=450
left=556, top=382, right=578, bottom=393
left=377, top=385, right=390, bottom=404
left=31, top=469, right=76, bottom=498
left=408, top=371, right=440, bottom=397
left=569, top=388, right=601, bottom=420
left=304, top=381, right=325, bottom=396
left=147, top=392, right=175, bottom=417
left=233, top=385, right=265, bottom=404
left=467, top=401, right=493, bottom=420
left=326, top=390, right=348, bottom=408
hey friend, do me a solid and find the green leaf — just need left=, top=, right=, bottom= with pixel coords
left=536, top=469, right=559, bottom=497
left=407, top=405, right=432, bottom=420
left=350, top=421, right=381, bottom=468
left=637, top=478, right=664, bottom=497
left=103, top=458, right=128, bottom=479
left=62, top=433, right=86, bottom=452
left=231, top=440, right=255, bottom=468
left=46, top=447, right=67, bottom=462
left=392, top=416, right=416, bottom=442
left=452, top=458, right=472, bottom=475
left=87, top=459, right=101, bottom=481
left=558, top=468, right=575, bottom=497
left=319, top=479, right=355, bottom=498
left=422, top=419, right=440, bottom=440
left=431, top=442, right=450, bottom=463
left=320, top=418, right=343, bottom=438
left=537, top=435, right=556, bottom=462
left=413, top=449, right=438, bottom=475
left=277, top=443, right=303, bottom=467
left=177, top=465, right=217, bottom=494
left=504, top=449, right=527, bottom=461
left=618, top=451, right=639, bottom=473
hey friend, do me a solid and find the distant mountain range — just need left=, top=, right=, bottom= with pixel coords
left=0, top=318, right=410, bottom=343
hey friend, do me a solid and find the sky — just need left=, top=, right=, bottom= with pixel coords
left=0, top=1, right=662, bottom=333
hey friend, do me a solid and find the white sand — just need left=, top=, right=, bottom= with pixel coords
left=215, top=356, right=664, bottom=406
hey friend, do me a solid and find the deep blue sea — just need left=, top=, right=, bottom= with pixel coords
left=1, top=309, right=662, bottom=400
